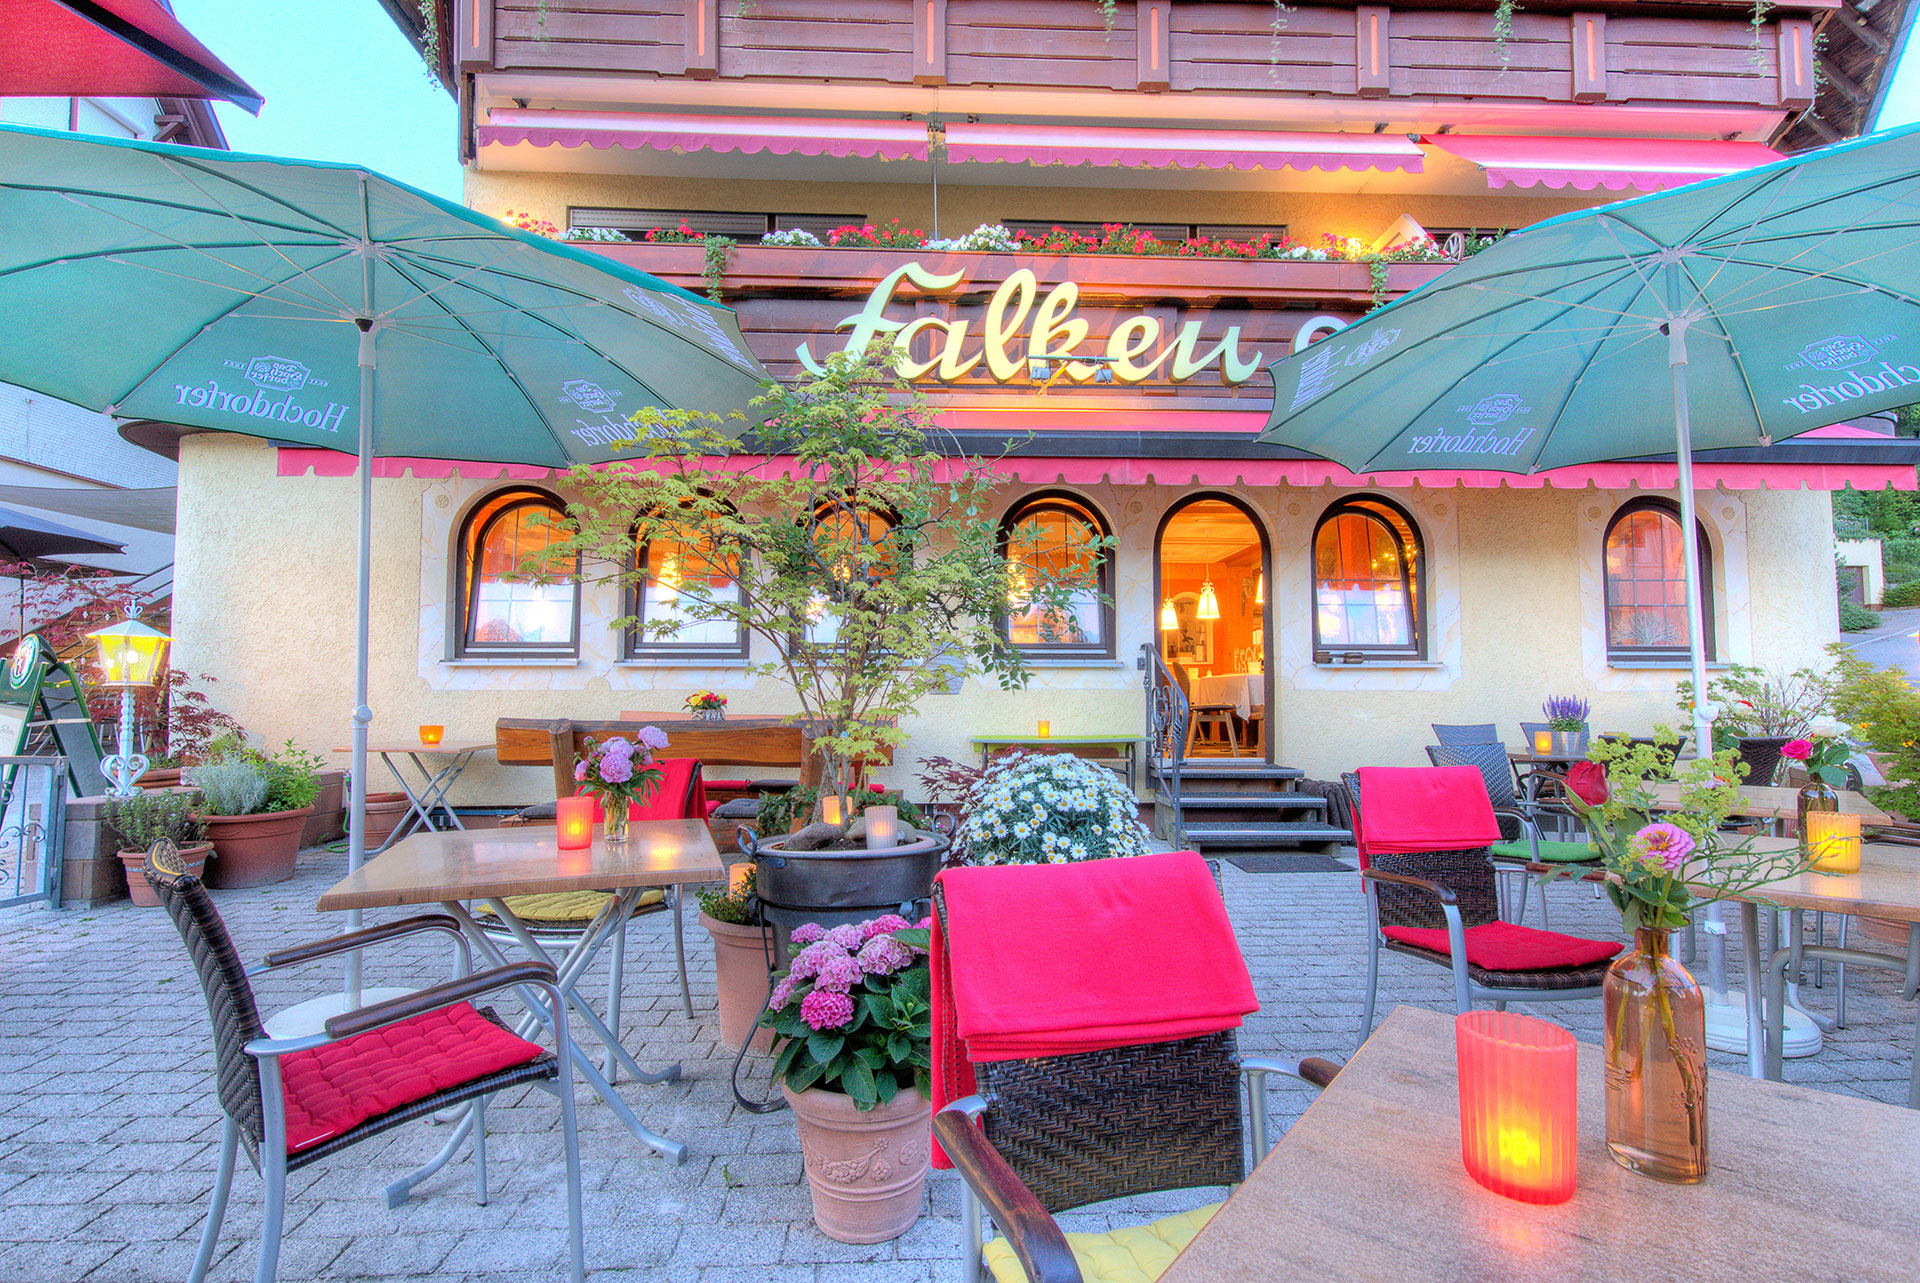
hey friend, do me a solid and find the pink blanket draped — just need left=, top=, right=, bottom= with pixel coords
left=930, top=851, right=1258, bottom=1166
left=1355, top=765, right=1501, bottom=859
left=581, top=756, right=707, bottom=822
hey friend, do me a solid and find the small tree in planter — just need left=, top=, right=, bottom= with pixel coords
left=540, top=343, right=1106, bottom=847
left=103, top=791, right=208, bottom=906
left=189, top=739, right=324, bottom=888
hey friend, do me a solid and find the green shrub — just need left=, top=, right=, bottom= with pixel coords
left=260, top=740, right=324, bottom=812
left=190, top=758, right=268, bottom=816
left=696, top=866, right=756, bottom=924
left=1884, top=560, right=1920, bottom=586
left=103, top=791, right=204, bottom=850
left=1840, top=599, right=1882, bottom=631
left=1882, top=581, right=1920, bottom=609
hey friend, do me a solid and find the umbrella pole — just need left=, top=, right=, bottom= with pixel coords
left=344, top=319, right=376, bottom=1007
left=1668, top=334, right=1714, bottom=760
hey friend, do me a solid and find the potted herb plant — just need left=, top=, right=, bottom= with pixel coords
left=104, top=791, right=208, bottom=906
left=1543, top=694, right=1591, bottom=757
left=191, top=739, right=323, bottom=888
left=952, top=750, right=1153, bottom=865
left=759, top=913, right=933, bottom=1243
left=696, top=866, right=775, bottom=1053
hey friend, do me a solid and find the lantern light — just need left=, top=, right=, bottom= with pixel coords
left=88, top=617, right=169, bottom=689
left=658, top=553, right=682, bottom=604
left=1806, top=811, right=1862, bottom=873
left=556, top=795, right=595, bottom=849
left=1197, top=578, right=1221, bottom=621
left=1255, top=571, right=1264, bottom=605
left=1456, top=1011, right=1578, bottom=1205
left=1160, top=598, right=1178, bottom=631
left=864, top=805, right=900, bottom=850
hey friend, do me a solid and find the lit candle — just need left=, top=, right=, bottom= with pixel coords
left=1533, top=730, right=1553, bottom=756
left=865, top=805, right=899, bottom=850
left=1038, top=720, right=1051, bottom=738
left=1805, top=810, right=1862, bottom=873
left=728, top=862, right=753, bottom=896
left=556, top=795, right=595, bottom=850
left=419, top=724, right=445, bottom=745
left=1456, top=1011, right=1577, bottom=1205
left=822, top=794, right=844, bottom=826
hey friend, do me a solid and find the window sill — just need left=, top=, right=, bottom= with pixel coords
left=443, top=657, right=579, bottom=667
left=1607, top=660, right=1733, bottom=671
left=1311, top=660, right=1446, bottom=670
left=616, top=658, right=754, bottom=669
left=1021, top=658, right=1125, bottom=669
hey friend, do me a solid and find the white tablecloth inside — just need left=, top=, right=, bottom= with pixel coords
left=1191, top=672, right=1264, bottom=720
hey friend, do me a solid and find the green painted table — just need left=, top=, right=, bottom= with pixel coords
left=971, top=734, right=1144, bottom=790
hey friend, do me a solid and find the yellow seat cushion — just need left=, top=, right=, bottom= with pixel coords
left=474, top=888, right=664, bottom=924
left=982, top=1202, right=1222, bottom=1283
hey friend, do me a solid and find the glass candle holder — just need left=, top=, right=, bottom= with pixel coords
left=1805, top=810, right=1862, bottom=873
left=1457, top=1010, right=1578, bottom=1205
left=418, top=724, right=445, bottom=745
left=821, top=794, right=845, bottom=826
left=864, top=805, right=899, bottom=850
left=728, top=862, right=753, bottom=896
left=1533, top=730, right=1553, bottom=755
left=555, top=795, right=595, bottom=850
left=1038, top=720, right=1051, bottom=738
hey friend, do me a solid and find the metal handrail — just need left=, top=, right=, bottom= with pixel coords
left=1140, top=643, right=1188, bottom=845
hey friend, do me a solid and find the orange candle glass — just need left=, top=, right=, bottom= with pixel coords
left=1038, top=720, right=1051, bottom=738
left=1456, top=1010, right=1578, bottom=1205
left=1532, top=730, right=1553, bottom=755
left=418, top=724, right=444, bottom=745
left=728, top=862, right=753, bottom=896
left=556, top=795, right=595, bottom=850
left=1805, top=810, right=1862, bottom=872
left=821, top=794, right=845, bottom=826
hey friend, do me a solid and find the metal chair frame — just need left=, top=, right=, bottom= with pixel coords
left=1766, top=919, right=1920, bottom=1109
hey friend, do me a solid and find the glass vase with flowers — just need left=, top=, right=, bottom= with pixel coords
left=1561, top=731, right=1807, bottom=1183
left=574, top=728, right=668, bottom=844
left=1780, top=724, right=1852, bottom=839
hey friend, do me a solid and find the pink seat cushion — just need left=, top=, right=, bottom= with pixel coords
left=279, top=1002, right=545, bottom=1153
left=1381, top=920, right=1624, bottom=972
left=705, top=779, right=754, bottom=791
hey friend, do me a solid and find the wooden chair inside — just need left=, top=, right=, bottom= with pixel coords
left=1172, top=661, right=1240, bottom=759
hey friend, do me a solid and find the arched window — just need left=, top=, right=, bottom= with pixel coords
left=1604, top=499, right=1714, bottom=662
left=805, top=499, right=899, bottom=646
left=455, top=488, right=579, bottom=658
left=997, top=492, right=1113, bottom=660
left=629, top=512, right=748, bottom=661
left=1312, top=496, right=1424, bottom=661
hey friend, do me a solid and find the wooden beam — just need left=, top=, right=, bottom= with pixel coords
left=1818, top=53, right=1871, bottom=106
left=1571, top=12, right=1607, bottom=103
left=1778, top=19, right=1816, bottom=109
left=454, top=0, right=492, bottom=72
left=684, top=0, right=718, bottom=79
left=913, top=0, right=947, bottom=86
left=1834, top=3, right=1892, bottom=54
left=1356, top=6, right=1390, bottom=98
left=1136, top=0, right=1171, bottom=92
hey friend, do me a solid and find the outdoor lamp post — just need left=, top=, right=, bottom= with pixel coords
left=87, top=616, right=169, bottom=796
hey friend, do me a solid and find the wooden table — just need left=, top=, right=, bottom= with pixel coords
left=972, top=734, right=1144, bottom=790
left=318, top=821, right=723, bottom=1163
left=331, top=739, right=494, bottom=852
left=1160, top=1005, right=1920, bottom=1281
left=1652, top=782, right=1897, bottom=829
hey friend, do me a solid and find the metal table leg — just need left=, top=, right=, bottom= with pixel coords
left=374, top=750, right=479, bottom=853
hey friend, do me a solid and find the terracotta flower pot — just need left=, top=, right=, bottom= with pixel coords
left=700, top=910, right=775, bottom=1052
left=783, top=1082, right=931, bottom=1243
left=118, top=841, right=211, bottom=907
left=137, top=767, right=184, bottom=791
left=358, top=792, right=411, bottom=849
left=199, top=807, right=313, bottom=888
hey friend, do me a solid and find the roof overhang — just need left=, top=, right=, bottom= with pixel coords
left=1421, top=134, right=1785, bottom=192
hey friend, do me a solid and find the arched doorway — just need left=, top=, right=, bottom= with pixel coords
left=1154, top=495, right=1272, bottom=760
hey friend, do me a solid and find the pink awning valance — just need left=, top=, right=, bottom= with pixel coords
left=476, top=110, right=930, bottom=161
left=1422, top=134, right=1782, bottom=192
left=942, top=123, right=1424, bottom=173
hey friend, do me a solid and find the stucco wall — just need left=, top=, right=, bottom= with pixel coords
left=464, top=168, right=1591, bottom=252
left=171, top=432, right=1839, bottom=803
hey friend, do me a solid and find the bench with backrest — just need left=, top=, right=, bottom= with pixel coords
left=495, top=717, right=812, bottom=804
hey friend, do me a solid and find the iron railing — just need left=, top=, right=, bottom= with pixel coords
left=1141, top=644, right=1188, bottom=846
left=0, top=756, right=67, bottom=910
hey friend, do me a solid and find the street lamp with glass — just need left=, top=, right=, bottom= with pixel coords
left=87, top=616, right=169, bottom=796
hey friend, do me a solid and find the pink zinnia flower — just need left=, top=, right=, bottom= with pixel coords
left=856, top=935, right=912, bottom=976
left=861, top=913, right=910, bottom=940
left=788, top=923, right=827, bottom=946
left=1632, top=822, right=1697, bottom=872
left=801, top=989, right=855, bottom=1031
left=1782, top=739, right=1813, bottom=762
left=813, top=952, right=863, bottom=992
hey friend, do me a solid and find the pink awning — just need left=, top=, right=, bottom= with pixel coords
left=1422, top=134, right=1783, bottom=192
left=476, top=110, right=930, bottom=161
left=943, top=122, right=1423, bottom=173
left=1, top=0, right=261, bottom=112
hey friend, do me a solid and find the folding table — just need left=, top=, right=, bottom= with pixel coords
left=334, top=739, right=494, bottom=852
left=316, top=819, right=723, bottom=1165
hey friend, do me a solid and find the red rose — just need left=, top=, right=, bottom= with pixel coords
left=1566, top=761, right=1609, bottom=806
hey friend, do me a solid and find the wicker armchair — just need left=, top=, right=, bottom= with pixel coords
left=931, top=888, right=1339, bottom=1283
left=144, top=842, right=586, bottom=1283
left=1343, top=772, right=1619, bottom=1049
left=1424, top=742, right=1598, bottom=926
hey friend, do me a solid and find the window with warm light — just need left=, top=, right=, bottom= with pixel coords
left=1604, top=498, right=1714, bottom=663
left=455, top=488, right=579, bottom=658
left=1311, top=495, right=1424, bottom=661
left=805, top=499, right=900, bottom=647
left=996, top=492, right=1113, bottom=660
left=629, top=517, right=748, bottom=661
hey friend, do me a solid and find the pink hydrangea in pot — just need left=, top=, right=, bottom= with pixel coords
left=573, top=728, right=667, bottom=844
left=761, top=914, right=933, bottom=1243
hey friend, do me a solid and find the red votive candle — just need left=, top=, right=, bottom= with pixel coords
left=1456, top=1010, right=1578, bottom=1205
left=556, top=795, right=595, bottom=850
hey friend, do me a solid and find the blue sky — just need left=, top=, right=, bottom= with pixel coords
left=1878, top=42, right=1920, bottom=130
left=170, top=0, right=461, bottom=199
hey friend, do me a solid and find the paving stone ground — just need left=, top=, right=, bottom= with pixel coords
left=4, top=844, right=1917, bottom=1282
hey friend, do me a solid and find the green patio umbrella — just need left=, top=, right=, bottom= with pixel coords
left=0, top=122, right=769, bottom=995
left=1261, top=122, right=1920, bottom=757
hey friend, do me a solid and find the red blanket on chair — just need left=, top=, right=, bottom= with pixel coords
left=929, top=851, right=1258, bottom=1167
left=1355, top=765, right=1502, bottom=857
left=581, top=756, right=706, bottom=822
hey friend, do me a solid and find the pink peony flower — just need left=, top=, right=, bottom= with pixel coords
left=824, top=924, right=865, bottom=951
left=600, top=737, right=635, bottom=762
left=598, top=754, right=633, bottom=784
left=788, top=922, right=827, bottom=946
left=637, top=725, right=671, bottom=751
left=1631, top=822, right=1697, bottom=872
left=574, top=760, right=588, bottom=781
left=813, top=952, right=863, bottom=992
left=1781, top=739, right=1813, bottom=762
left=861, top=913, right=911, bottom=940
left=800, top=988, right=855, bottom=1031
left=856, top=935, right=912, bottom=976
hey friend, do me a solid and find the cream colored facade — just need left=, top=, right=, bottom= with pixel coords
left=171, top=430, right=1839, bottom=805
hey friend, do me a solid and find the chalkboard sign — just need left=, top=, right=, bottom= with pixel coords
left=0, top=634, right=107, bottom=800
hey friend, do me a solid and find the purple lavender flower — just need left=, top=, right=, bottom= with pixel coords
left=824, top=923, right=865, bottom=951
left=812, top=951, right=863, bottom=992
left=801, top=988, right=855, bottom=1031
left=856, top=935, right=912, bottom=976
left=861, top=913, right=911, bottom=940
left=788, top=922, right=827, bottom=947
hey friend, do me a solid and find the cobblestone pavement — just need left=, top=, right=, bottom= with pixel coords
left=4, top=847, right=1917, bottom=1282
